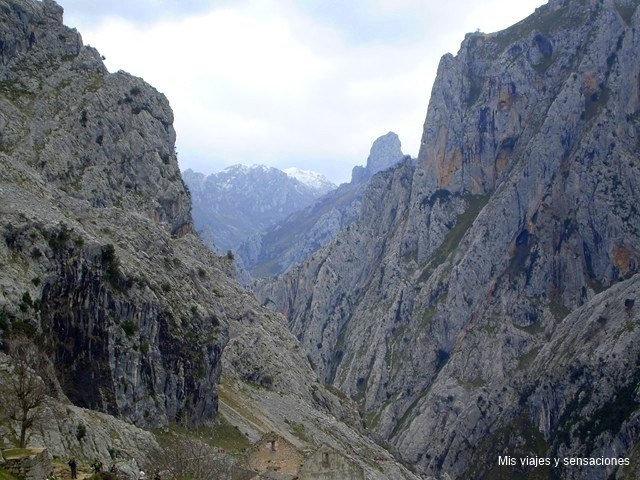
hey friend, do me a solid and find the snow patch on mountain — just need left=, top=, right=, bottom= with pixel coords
left=283, top=167, right=336, bottom=194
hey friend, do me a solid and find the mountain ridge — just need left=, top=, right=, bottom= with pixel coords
left=256, top=0, right=640, bottom=477
left=241, top=132, right=408, bottom=278
left=183, top=164, right=334, bottom=253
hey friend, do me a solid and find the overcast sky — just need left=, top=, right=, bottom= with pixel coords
left=62, top=0, right=546, bottom=184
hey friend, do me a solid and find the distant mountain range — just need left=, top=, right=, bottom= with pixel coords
left=182, top=165, right=335, bottom=253
left=240, top=132, right=407, bottom=277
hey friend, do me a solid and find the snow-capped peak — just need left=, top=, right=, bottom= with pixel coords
left=283, top=167, right=336, bottom=194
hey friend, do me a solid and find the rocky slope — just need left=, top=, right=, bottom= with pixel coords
left=0, top=2, right=419, bottom=478
left=182, top=164, right=335, bottom=253
left=256, top=0, right=640, bottom=478
left=241, top=132, right=408, bottom=278
left=0, top=0, right=223, bottom=428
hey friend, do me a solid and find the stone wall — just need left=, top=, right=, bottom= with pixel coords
left=3, top=448, right=52, bottom=480
left=299, top=445, right=364, bottom=480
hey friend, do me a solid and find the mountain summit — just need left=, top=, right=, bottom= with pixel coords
left=183, top=165, right=334, bottom=253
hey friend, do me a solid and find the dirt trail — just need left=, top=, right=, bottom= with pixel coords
left=51, top=462, right=93, bottom=479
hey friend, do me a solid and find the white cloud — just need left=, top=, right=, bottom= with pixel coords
left=64, top=0, right=546, bottom=184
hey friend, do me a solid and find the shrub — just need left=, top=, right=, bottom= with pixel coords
left=101, top=245, right=124, bottom=290
left=121, top=319, right=137, bottom=337
left=76, top=423, right=87, bottom=441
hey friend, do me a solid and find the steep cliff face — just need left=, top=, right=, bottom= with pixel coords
left=241, top=132, right=407, bottom=278
left=0, top=0, right=223, bottom=428
left=257, top=0, right=640, bottom=477
left=0, top=4, right=423, bottom=478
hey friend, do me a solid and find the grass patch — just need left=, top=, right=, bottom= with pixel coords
left=549, top=294, right=570, bottom=320
left=2, top=448, right=39, bottom=459
left=615, top=1, right=637, bottom=25
left=464, top=414, right=550, bottom=479
left=390, top=394, right=424, bottom=438
left=153, top=414, right=251, bottom=454
left=418, top=194, right=489, bottom=283
left=286, top=420, right=311, bottom=444
left=491, top=3, right=585, bottom=53
left=517, top=346, right=541, bottom=371
left=0, top=468, right=20, bottom=480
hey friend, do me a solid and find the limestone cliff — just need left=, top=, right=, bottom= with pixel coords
left=257, top=0, right=640, bottom=478
left=0, top=0, right=226, bottom=428
left=0, top=2, right=421, bottom=478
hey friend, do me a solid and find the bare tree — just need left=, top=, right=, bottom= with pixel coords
left=1, top=336, right=47, bottom=448
left=148, top=437, right=234, bottom=480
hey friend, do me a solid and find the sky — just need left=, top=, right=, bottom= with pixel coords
left=62, top=0, right=547, bottom=184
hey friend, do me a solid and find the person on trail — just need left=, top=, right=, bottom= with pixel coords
left=93, top=459, right=103, bottom=473
left=139, top=468, right=146, bottom=479
left=68, top=458, right=77, bottom=479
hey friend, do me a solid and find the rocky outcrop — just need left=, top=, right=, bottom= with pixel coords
left=351, top=132, right=405, bottom=184
left=183, top=165, right=334, bottom=253
left=241, top=133, right=408, bottom=278
left=1, top=448, right=52, bottom=480
left=0, top=0, right=224, bottom=428
left=256, top=0, right=640, bottom=477
left=0, top=3, right=422, bottom=479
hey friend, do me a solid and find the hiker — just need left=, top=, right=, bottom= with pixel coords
left=93, top=458, right=103, bottom=473
left=139, top=468, right=146, bottom=479
left=68, top=458, right=77, bottom=479
left=109, top=463, right=118, bottom=473
left=153, top=472, right=161, bottom=480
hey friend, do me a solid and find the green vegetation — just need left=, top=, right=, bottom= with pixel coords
left=101, top=244, right=128, bottom=291
left=549, top=294, right=570, bottom=320
left=390, top=394, right=424, bottom=438
left=571, top=365, right=640, bottom=452
left=120, top=319, right=137, bottom=337
left=463, top=414, right=550, bottom=480
left=0, top=468, right=20, bottom=480
left=492, top=3, right=584, bottom=52
left=76, top=423, right=87, bottom=441
left=47, top=225, right=71, bottom=254
left=364, top=393, right=399, bottom=431
left=615, top=1, right=637, bottom=25
left=285, top=419, right=311, bottom=444
left=153, top=414, right=251, bottom=454
left=2, top=448, right=38, bottom=459
left=0, top=310, right=8, bottom=331
left=517, top=346, right=541, bottom=371
left=0, top=79, right=34, bottom=102
left=419, top=194, right=489, bottom=283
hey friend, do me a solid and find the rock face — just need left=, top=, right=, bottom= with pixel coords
left=182, top=165, right=335, bottom=253
left=240, top=133, right=408, bottom=278
left=256, top=0, right=640, bottom=478
left=0, top=3, right=421, bottom=479
left=351, top=131, right=405, bottom=184
left=0, top=0, right=226, bottom=428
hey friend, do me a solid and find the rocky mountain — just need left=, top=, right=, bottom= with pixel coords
left=351, top=132, right=406, bottom=184
left=182, top=164, right=335, bottom=253
left=256, top=0, right=640, bottom=478
left=0, top=1, right=419, bottom=478
left=282, top=166, right=336, bottom=193
left=241, top=132, right=408, bottom=278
